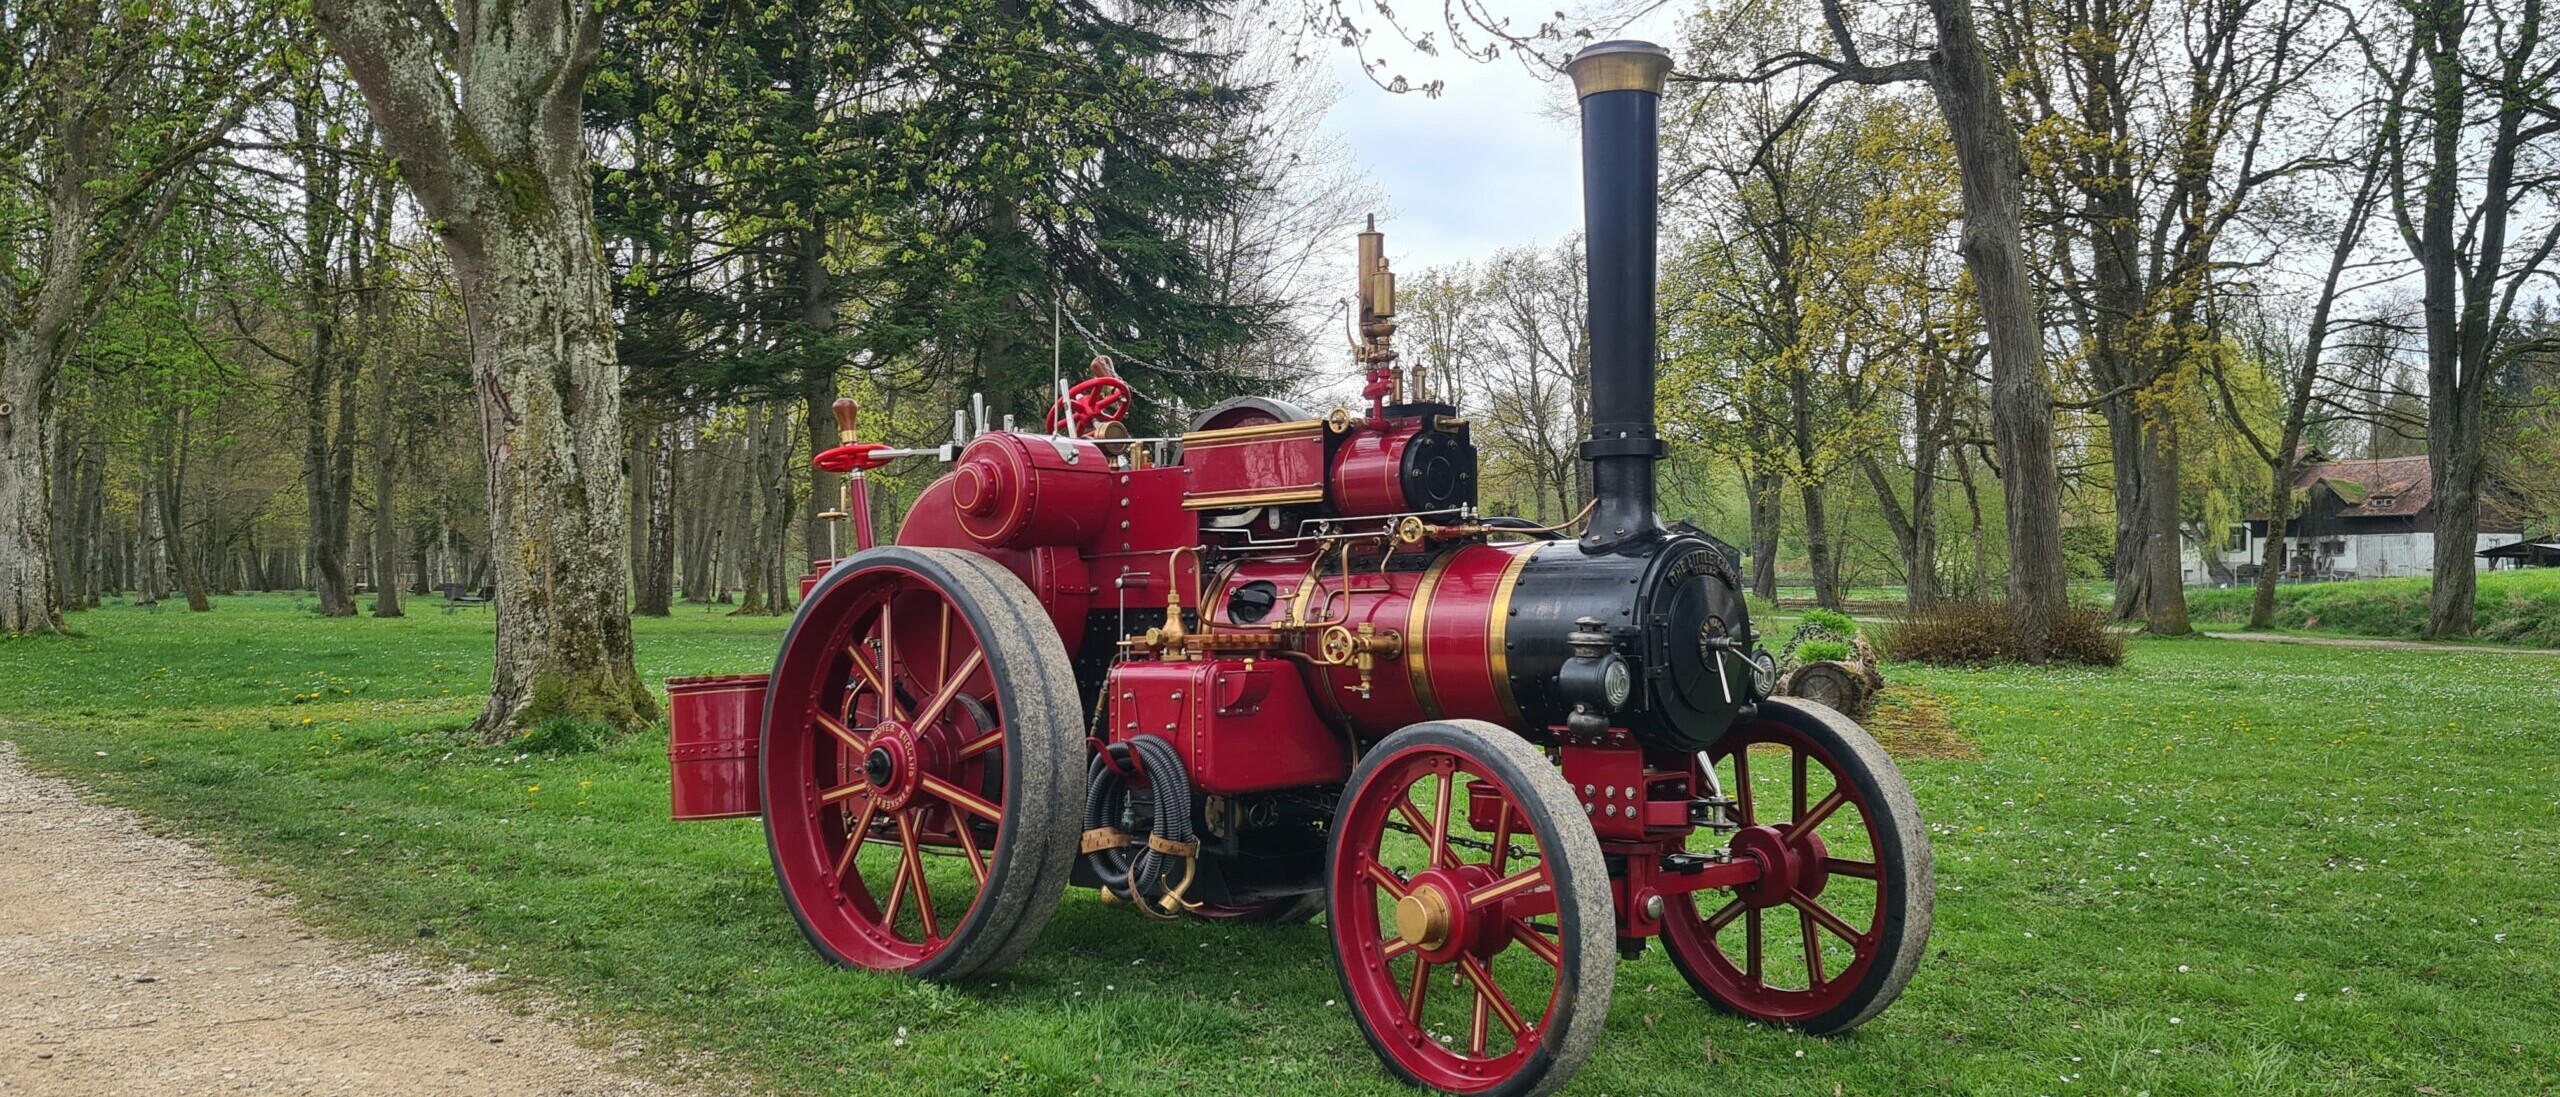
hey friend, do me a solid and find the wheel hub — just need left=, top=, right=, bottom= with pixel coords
left=1728, top=824, right=1808, bottom=909
left=863, top=721, right=924, bottom=811
left=1394, top=886, right=1455, bottom=951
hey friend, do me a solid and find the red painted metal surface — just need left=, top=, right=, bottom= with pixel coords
left=1177, top=419, right=1329, bottom=512
left=1329, top=738, right=1570, bottom=1093
left=949, top=433, right=1116, bottom=549
left=763, top=560, right=1009, bottom=973
left=1207, top=542, right=1535, bottom=743
left=1658, top=719, right=1892, bottom=1024
left=1104, top=659, right=1346, bottom=794
left=1327, top=415, right=1419, bottom=517
left=666, top=674, right=768, bottom=821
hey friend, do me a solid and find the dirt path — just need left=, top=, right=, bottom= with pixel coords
left=2198, top=629, right=2560, bottom=655
left=0, top=741, right=687, bottom=1097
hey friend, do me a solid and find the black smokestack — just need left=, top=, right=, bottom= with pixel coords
left=1567, top=40, right=1672, bottom=553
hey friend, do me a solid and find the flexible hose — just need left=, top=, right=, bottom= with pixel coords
left=1080, top=735, right=1196, bottom=899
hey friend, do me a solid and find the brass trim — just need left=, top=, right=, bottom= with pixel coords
left=1179, top=418, right=1324, bottom=449
left=1568, top=40, right=1673, bottom=99
left=1486, top=543, right=1543, bottom=726
left=1405, top=550, right=1457, bottom=719
left=1181, top=486, right=1327, bottom=512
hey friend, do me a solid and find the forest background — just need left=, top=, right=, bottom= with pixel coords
left=3, top=0, right=2552, bottom=734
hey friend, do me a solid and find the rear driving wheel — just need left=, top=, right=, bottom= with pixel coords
left=1328, top=720, right=1613, bottom=1097
left=1660, top=698, right=1932, bottom=1033
left=762, top=547, right=1083, bottom=980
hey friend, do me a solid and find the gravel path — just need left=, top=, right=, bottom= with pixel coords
left=0, top=741, right=688, bottom=1097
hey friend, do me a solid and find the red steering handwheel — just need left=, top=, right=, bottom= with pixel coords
left=1046, top=375, right=1134, bottom=434
left=812, top=442, right=894, bottom=474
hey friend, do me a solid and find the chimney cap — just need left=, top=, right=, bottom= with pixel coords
left=1567, top=40, right=1674, bottom=100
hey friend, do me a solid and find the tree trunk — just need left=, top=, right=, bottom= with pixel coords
left=1927, top=0, right=2067, bottom=659
left=2251, top=472, right=2289, bottom=629
left=1, top=293, right=71, bottom=635
left=296, top=91, right=358, bottom=618
left=370, top=349, right=403, bottom=617
left=799, top=223, right=842, bottom=566
left=634, top=417, right=675, bottom=616
left=2106, top=400, right=2151, bottom=619
left=1799, top=479, right=1840, bottom=610
left=2141, top=411, right=2190, bottom=634
left=1746, top=466, right=1782, bottom=601
left=321, top=0, right=652, bottom=737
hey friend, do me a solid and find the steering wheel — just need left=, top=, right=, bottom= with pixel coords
left=1046, top=375, right=1134, bottom=434
left=812, top=442, right=895, bottom=474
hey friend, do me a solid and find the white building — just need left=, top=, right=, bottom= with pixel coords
left=2182, top=455, right=2526, bottom=587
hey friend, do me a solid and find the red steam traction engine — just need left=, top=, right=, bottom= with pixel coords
left=667, top=40, right=1931, bottom=1096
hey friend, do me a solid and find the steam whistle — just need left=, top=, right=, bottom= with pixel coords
left=1356, top=217, right=1403, bottom=408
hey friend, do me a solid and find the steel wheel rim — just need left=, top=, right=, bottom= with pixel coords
left=1662, top=720, right=1888, bottom=1023
left=1333, top=744, right=1565, bottom=1093
left=767, top=564, right=1008, bottom=971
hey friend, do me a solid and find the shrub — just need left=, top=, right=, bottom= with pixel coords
left=1878, top=601, right=2125, bottom=667
left=1794, top=608, right=1860, bottom=640
left=1792, top=638, right=1854, bottom=664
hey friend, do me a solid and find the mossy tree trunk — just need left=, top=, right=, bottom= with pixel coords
left=317, top=0, right=654, bottom=739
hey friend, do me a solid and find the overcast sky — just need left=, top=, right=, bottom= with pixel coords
left=1316, top=9, right=1684, bottom=277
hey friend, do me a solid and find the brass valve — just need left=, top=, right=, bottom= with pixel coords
left=1318, top=622, right=1404, bottom=699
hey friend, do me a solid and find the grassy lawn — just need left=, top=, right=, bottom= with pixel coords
left=3, top=594, right=2554, bottom=1095
left=2187, top=569, right=2560, bottom=648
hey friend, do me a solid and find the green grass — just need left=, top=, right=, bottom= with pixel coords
left=2187, top=568, right=2560, bottom=647
left=2, top=595, right=2555, bottom=1095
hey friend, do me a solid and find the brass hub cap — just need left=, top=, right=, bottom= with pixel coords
left=1394, top=884, right=1455, bottom=951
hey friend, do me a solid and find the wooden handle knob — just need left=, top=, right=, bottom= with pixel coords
left=1087, top=356, right=1115, bottom=379
left=831, top=398, right=859, bottom=436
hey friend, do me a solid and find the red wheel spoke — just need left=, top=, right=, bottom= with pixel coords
left=813, top=711, right=868, bottom=751
left=834, top=798, right=879, bottom=881
left=1792, top=891, right=1869, bottom=946
left=910, top=648, right=986, bottom=731
left=849, top=641, right=895, bottom=720
left=1800, top=907, right=1826, bottom=988
left=936, top=602, right=952, bottom=687
left=1784, top=787, right=1849, bottom=843
left=879, top=835, right=912, bottom=929
left=1428, top=773, right=1455, bottom=870
left=898, top=813, right=939, bottom=942
left=1731, top=747, right=1756, bottom=824
left=1488, top=802, right=1516, bottom=874
left=874, top=601, right=902, bottom=720
left=1464, top=866, right=1548, bottom=912
left=1363, top=857, right=1410, bottom=899
left=1793, top=750, right=1808, bottom=819
left=952, top=804, right=989, bottom=886
left=1508, top=919, right=1562, bottom=969
left=1702, top=896, right=1746, bottom=935
left=1470, top=991, right=1491, bottom=1055
left=820, top=782, right=867, bottom=805
left=1391, top=795, right=1434, bottom=849
left=1745, top=906, right=1764, bottom=985
left=1828, top=857, right=1880, bottom=880
left=1381, top=937, right=1415, bottom=960
left=921, top=774, right=1004, bottom=823
left=1458, top=955, right=1529, bottom=1037
left=956, top=728, right=1005, bottom=760
left=1405, top=959, right=1434, bottom=1023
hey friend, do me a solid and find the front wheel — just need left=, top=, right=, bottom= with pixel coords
left=760, top=547, right=1084, bottom=980
left=1327, top=720, right=1614, bottom=1097
left=1659, top=698, right=1933, bottom=1034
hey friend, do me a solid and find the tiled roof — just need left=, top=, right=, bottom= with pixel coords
left=2292, top=456, right=2433, bottom=518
